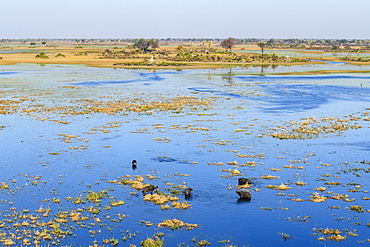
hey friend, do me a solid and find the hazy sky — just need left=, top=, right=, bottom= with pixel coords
left=2, top=0, right=369, bottom=39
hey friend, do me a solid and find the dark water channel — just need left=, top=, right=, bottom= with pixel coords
left=1, top=63, right=370, bottom=246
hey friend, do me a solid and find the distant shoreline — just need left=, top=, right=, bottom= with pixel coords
left=1, top=43, right=369, bottom=71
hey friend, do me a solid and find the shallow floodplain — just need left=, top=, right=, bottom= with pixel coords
left=1, top=63, right=370, bottom=246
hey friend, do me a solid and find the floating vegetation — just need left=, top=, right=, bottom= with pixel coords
left=237, top=183, right=252, bottom=189
left=295, top=181, right=308, bottom=186
left=259, top=207, right=273, bottom=211
left=266, top=184, right=292, bottom=191
left=268, top=115, right=363, bottom=140
left=324, top=182, right=341, bottom=186
left=268, top=168, right=282, bottom=172
left=260, top=175, right=279, bottom=180
left=309, top=193, right=327, bottom=203
left=286, top=215, right=311, bottom=223
left=0, top=182, right=9, bottom=189
left=160, top=205, right=170, bottom=210
left=85, top=190, right=108, bottom=203
left=140, top=237, right=164, bottom=247
left=157, top=219, right=198, bottom=230
left=289, top=198, right=305, bottom=202
left=144, top=194, right=169, bottom=205
left=119, top=176, right=149, bottom=190
left=349, top=205, right=364, bottom=213
left=103, top=237, right=119, bottom=246
left=172, top=201, right=192, bottom=209
left=314, top=228, right=347, bottom=241
left=314, top=187, right=327, bottom=192
left=197, top=240, right=211, bottom=246
left=109, top=200, right=125, bottom=207
left=324, top=235, right=346, bottom=241
left=231, top=169, right=240, bottom=175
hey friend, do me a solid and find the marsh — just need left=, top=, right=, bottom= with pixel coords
left=1, top=62, right=370, bottom=246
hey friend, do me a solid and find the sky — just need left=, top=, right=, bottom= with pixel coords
left=2, top=0, right=370, bottom=39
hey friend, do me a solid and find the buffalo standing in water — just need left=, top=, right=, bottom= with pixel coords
left=142, top=185, right=158, bottom=195
left=184, top=188, right=193, bottom=198
left=236, top=191, right=251, bottom=201
left=238, top=178, right=252, bottom=185
left=132, top=160, right=137, bottom=170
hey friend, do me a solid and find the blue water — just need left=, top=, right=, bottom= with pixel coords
left=0, top=71, right=19, bottom=75
left=1, top=63, right=370, bottom=246
left=235, top=74, right=370, bottom=81
left=73, top=72, right=166, bottom=86
left=309, top=59, right=347, bottom=65
left=236, top=49, right=370, bottom=58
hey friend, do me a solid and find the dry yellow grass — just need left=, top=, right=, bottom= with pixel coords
left=0, top=44, right=319, bottom=69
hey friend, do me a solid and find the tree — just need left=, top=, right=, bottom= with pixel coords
left=149, top=38, right=159, bottom=49
left=266, top=39, right=275, bottom=47
left=338, top=39, right=347, bottom=45
left=257, top=42, right=266, bottom=54
left=133, top=38, right=159, bottom=52
left=221, top=37, right=236, bottom=52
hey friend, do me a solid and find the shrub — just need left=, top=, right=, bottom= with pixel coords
left=74, top=52, right=87, bottom=56
left=35, top=52, right=49, bottom=59
left=55, top=53, right=65, bottom=58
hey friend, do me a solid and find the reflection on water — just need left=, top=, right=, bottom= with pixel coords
left=1, top=63, right=370, bottom=246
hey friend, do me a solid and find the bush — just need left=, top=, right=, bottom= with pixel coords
left=140, top=237, right=164, bottom=247
left=342, top=56, right=370, bottom=62
left=55, top=53, right=65, bottom=58
left=74, top=52, right=87, bottom=56
left=114, top=61, right=186, bottom=66
left=35, top=52, right=49, bottom=59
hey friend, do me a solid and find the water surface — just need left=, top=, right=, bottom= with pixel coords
left=1, top=63, right=370, bottom=246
